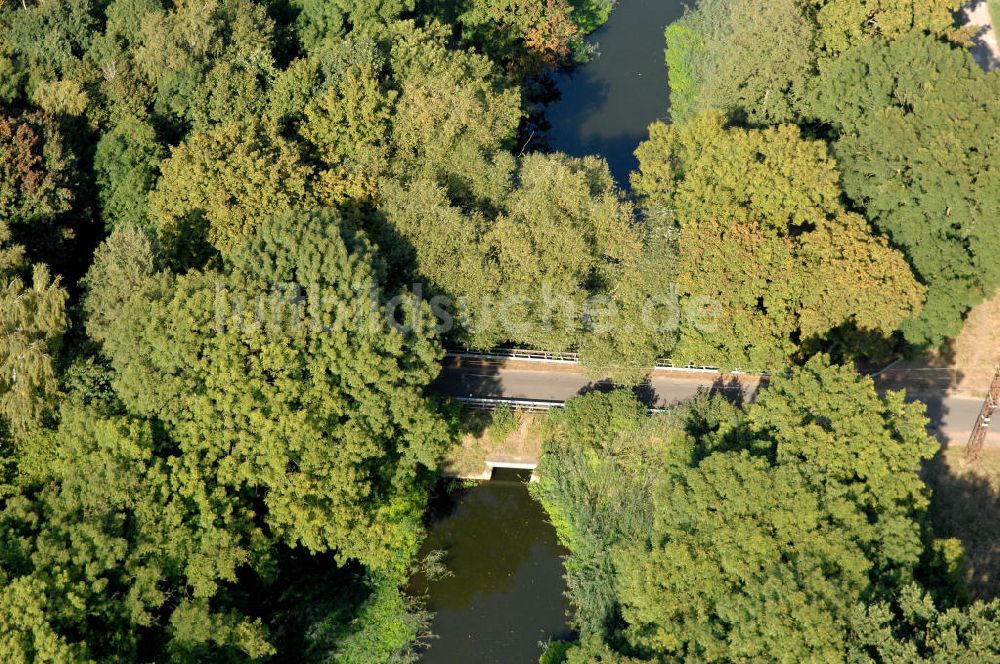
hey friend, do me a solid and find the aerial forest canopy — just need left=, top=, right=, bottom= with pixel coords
left=0, top=0, right=627, bottom=660
left=664, top=0, right=1000, bottom=350
left=534, top=359, right=1000, bottom=662
left=0, top=0, right=997, bottom=660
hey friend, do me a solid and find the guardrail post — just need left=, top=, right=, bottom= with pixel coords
left=966, top=367, right=1000, bottom=464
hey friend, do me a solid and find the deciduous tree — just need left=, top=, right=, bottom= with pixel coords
left=664, top=0, right=815, bottom=125
left=541, top=359, right=998, bottom=661
left=632, top=113, right=924, bottom=370
left=93, top=114, right=163, bottom=230
left=807, top=32, right=1000, bottom=346
left=130, top=0, right=277, bottom=130
left=0, top=264, right=68, bottom=436
left=99, top=209, right=451, bottom=570
left=148, top=119, right=313, bottom=258
left=290, top=0, right=414, bottom=51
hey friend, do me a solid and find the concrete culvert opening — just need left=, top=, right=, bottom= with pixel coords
left=489, top=466, right=534, bottom=483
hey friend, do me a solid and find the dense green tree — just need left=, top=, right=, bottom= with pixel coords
left=618, top=450, right=870, bottom=659
left=129, top=0, right=278, bottom=130
left=531, top=390, right=709, bottom=640
left=377, top=175, right=498, bottom=309
left=378, top=151, right=673, bottom=371
left=385, top=20, right=520, bottom=208
left=0, top=222, right=26, bottom=279
left=664, top=0, right=816, bottom=125
left=82, top=0, right=161, bottom=124
left=807, top=32, right=1000, bottom=347
left=0, top=403, right=274, bottom=662
left=296, top=571, right=430, bottom=663
left=746, top=358, right=939, bottom=582
left=576, top=209, right=681, bottom=382
left=93, top=114, right=163, bottom=230
left=849, top=584, right=1000, bottom=661
left=81, top=225, right=159, bottom=346
left=0, top=0, right=100, bottom=104
left=290, top=0, right=414, bottom=51
left=0, top=264, right=68, bottom=437
left=538, top=358, right=999, bottom=662
left=96, top=209, right=450, bottom=570
left=148, top=119, right=313, bottom=257
left=292, top=20, right=520, bottom=209
left=632, top=113, right=924, bottom=370
left=300, top=61, right=396, bottom=178
left=808, top=0, right=965, bottom=54
left=484, top=153, right=642, bottom=350
left=663, top=0, right=970, bottom=126
left=268, top=31, right=386, bottom=126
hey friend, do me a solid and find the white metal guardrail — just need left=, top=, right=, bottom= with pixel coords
left=454, top=397, right=563, bottom=413
left=454, top=396, right=665, bottom=415
left=445, top=348, right=581, bottom=364
left=445, top=348, right=722, bottom=373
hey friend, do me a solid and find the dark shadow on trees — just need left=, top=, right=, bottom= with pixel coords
left=925, top=451, right=1000, bottom=601
left=708, top=374, right=751, bottom=407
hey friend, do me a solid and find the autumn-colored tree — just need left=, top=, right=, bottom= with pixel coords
left=0, top=113, right=72, bottom=229
left=456, top=0, right=585, bottom=73
left=632, top=113, right=924, bottom=370
left=0, top=113, right=72, bottom=438
left=807, top=33, right=1000, bottom=347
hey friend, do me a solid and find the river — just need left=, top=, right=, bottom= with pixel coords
left=545, top=0, right=686, bottom=187
left=411, top=470, right=571, bottom=663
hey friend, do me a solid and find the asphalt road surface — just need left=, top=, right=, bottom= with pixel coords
left=431, top=364, right=999, bottom=450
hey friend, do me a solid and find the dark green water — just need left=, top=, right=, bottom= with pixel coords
left=412, top=472, right=571, bottom=663
left=545, top=0, right=686, bottom=186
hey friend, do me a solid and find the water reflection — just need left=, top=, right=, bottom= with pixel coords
left=412, top=473, right=570, bottom=663
left=545, top=0, right=686, bottom=187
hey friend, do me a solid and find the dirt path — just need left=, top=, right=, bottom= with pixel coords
left=965, top=0, right=1000, bottom=70
left=877, top=288, right=1000, bottom=399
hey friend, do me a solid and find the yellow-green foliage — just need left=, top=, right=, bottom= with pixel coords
left=633, top=113, right=924, bottom=370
